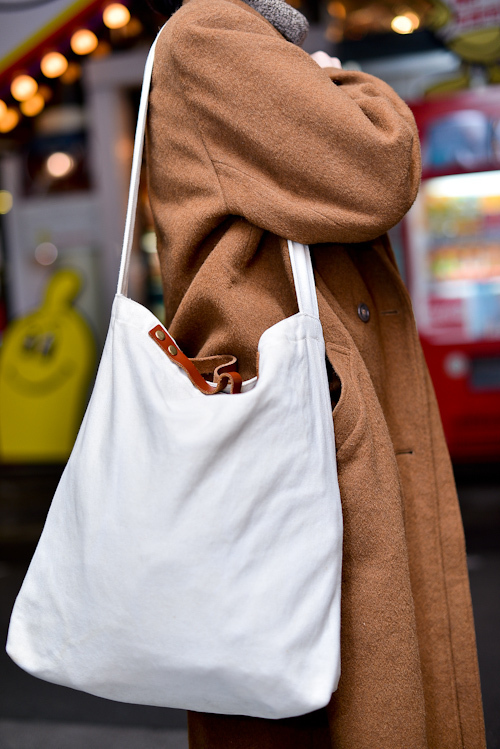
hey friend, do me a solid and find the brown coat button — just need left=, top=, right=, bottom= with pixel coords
left=357, top=303, right=370, bottom=323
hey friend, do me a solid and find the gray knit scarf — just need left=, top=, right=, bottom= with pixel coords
left=242, top=0, right=309, bottom=46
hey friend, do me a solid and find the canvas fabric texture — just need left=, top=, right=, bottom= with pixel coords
left=6, top=266, right=344, bottom=717
left=146, top=0, right=486, bottom=746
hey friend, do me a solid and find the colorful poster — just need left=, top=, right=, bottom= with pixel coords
left=408, top=170, right=500, bottom=343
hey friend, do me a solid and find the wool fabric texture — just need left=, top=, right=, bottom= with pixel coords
left=146, top=0, right=486, bottom=745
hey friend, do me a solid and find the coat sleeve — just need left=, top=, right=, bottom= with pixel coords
left=169, top=2, right=421, bottom=244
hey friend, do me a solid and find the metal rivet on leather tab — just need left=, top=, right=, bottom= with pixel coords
left=155, top=330, right=166, bottom=341
left=168, top=345, right=178, bottom=356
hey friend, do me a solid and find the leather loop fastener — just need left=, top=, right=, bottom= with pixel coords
left=148, top=325, right=242, bottom=395
left=191, top=354, right=239, bottom=379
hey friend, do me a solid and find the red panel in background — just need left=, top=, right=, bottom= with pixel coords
left=421, top=338, right=500, bottom=460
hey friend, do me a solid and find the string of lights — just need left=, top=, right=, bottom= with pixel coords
left=0, top=2, right=139, bottom=133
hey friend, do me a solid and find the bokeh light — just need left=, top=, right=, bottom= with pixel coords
left=0, top=190, right=13, bottom=215
left=103, top=3, right=130, bottom=29
left=60, top=62, right=82, bottom=84
left=34, top=242, right=58, bottom=266
left=0, top=108, right=20, bottom=133
left=41, top=52, right=69, bottom=78
left=404, top=12, right=420, bottom=30
left=46, top=152, right=75, bottom=178
left=0, top=100, right=6, bottom=119
left=327, top=1, right=346, bottom=18
left=124, top=17, right=143, bottom=36
left=20, top=93, right=45, bottom=117
left=71, top=29, right=98, bottom=55
left=11, top=74, right=38, bottom=102
left=38, top=85, right=53, bottom=102
left=91, top=40, right=112, bottom=58
left=391, top=15, right=414, bottom=34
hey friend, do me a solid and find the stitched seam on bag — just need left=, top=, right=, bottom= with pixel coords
left=113, top=316, right=161, bottom=335
left=264, top=313, right=323, bottom=345
left=113, top=317, right=258, bottom=400
left=111, top=318, right=203, bottom=399
left=277, top=331, right=322, bottom=344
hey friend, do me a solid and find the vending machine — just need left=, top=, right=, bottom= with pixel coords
left=405, top=89, right=500, bottom=460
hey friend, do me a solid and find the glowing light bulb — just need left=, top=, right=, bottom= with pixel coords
left=71, top=29, right=98, bottom=55
left=391, top=15, right=414, bottom=34
left=103, top=3, right=130, bottom=29
left=46, top=152, right=75, bottom=178
left=11, top=74, right=38, bottom=102
left=0, top=108, right=20, bottom=133
left=20, top=93, right=45, bottom=117
left=41, top=51, right=68, bottom=78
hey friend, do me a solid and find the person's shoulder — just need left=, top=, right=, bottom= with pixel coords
left=161, top=0, right=279, bottom=49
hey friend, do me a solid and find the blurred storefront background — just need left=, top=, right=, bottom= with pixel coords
left=1, top=0, right=500, bottom=464
left=0, top=0, right=499, bottom=747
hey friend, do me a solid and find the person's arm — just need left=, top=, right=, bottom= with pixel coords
left=168, top=1, right=421, bottom=244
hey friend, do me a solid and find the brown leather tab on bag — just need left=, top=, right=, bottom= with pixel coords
left=148, top=326, right=242, bottom=395
left=190, top=355, right=239, bottom=379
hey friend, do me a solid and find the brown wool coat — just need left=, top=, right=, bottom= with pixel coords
left=146, top=0, right=486, bottom=746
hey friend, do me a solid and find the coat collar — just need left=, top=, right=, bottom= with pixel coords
left=181, top=0, right=308, bottom=45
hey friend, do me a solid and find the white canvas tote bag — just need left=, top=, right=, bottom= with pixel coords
left=6, top=28, right=343, bottom=720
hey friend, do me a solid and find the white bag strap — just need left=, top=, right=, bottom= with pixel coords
left=117, top=35, right=159, bottom=297
left=287, top=240, right=319, bottom=319
left=117, top=28, right=319, bottom=321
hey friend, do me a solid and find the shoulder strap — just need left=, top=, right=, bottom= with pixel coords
left=116, top=27, right=319, bottom=322
left=117, top=34, right=161, bottom=297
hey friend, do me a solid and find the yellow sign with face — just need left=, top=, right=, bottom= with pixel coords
left=0, top=269, right=96, bottom=462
